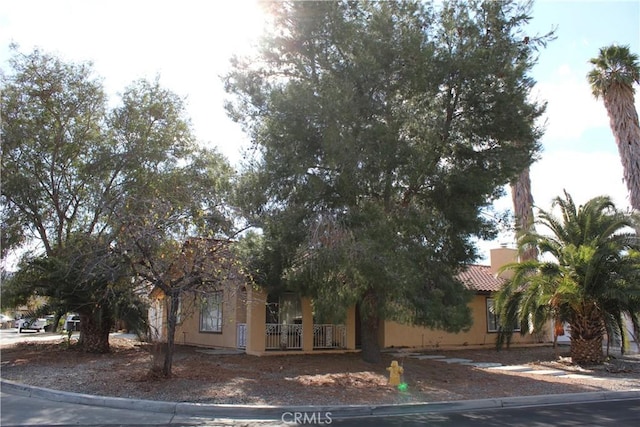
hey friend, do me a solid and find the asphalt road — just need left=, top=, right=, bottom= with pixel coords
left=0, top=391, right=194, bottom=427
left=331, top=398, right=640, bottom=426
left=2, top=390, right=640, bottom=427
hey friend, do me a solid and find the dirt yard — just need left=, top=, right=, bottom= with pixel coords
left=1, top=337, right=639, bottom=406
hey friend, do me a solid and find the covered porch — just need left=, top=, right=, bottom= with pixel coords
left=241, top=287, right=357, bottom=356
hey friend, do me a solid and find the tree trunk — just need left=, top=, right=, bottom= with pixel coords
left=359, top=290, right=382, bottom=364
left=162, top=294, right=179, bottom=378
left=603, top=85, right=640, bottom=211
left=617, top=315, right=626, bottom=355
left=569, top=303, right=605, bottom=365
left=78, top=311, right=112, bottom=353
left=511, top=166, right=538, bottom=261
left=570, top=337, right=604, bottom=365
left=49, top=313, right=63, bottom=333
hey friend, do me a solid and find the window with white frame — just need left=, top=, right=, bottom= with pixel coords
left=200, top=291, right=223, bottom=333
left=486, top=297, right=500, bottom=332
left=486, top=297, right=520, bottom=333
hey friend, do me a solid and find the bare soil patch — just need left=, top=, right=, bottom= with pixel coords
left=1, top=337, right=639, bottom=406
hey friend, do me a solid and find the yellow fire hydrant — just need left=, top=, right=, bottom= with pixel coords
left=387, top=360, right=404, bottom=386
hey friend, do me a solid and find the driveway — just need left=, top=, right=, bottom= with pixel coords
left=0, top=328, right=138, bottom=348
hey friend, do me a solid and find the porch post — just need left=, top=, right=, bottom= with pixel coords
left=301, top=297, right=314, bottom=352
left=245, top=286, right=267, bottom=356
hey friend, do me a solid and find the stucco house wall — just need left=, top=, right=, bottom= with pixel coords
left=150, top=246, right=552, bottom=353
left=381, top=295, right=540, bottom=349
left=172, top=287, right=243, bottom=348
left=149, top=283, right=246, bottom=349
left=379, top=247, right=551, bottom=349
left=243, top=247, right=549, bottom=354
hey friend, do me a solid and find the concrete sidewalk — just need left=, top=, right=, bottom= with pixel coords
left=2, top=378, right=640, bottom=425
left=386, top=348, right=640, bottom=382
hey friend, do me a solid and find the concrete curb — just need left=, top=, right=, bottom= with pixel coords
left=2, top=379, right=640, bottom=420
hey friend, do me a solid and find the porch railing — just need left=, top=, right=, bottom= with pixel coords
left=265, top=323, right=303, bottom=350
left=313, top=324, right=346, bottom=349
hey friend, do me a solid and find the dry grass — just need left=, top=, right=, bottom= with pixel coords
left=1, top=337, right=639, bottom=406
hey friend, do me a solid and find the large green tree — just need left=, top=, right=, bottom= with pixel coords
left=1, top=47, right=225, bottom=259
left=1, top=47, right=109, bottom=257
left=111, top=79, right=237, bottom=373
left=1, top=47, right=236, bottom=353
left=1, top=47, right=121, bottom=342
left=108, top=75, right=237, bottom=375
left=116, top=155, right=236, bottom=377
left=495, top=192, right=640, bottom=365
left=588, top=45, right=640, bottom=211
left=226, top=0, right=549, bottom=362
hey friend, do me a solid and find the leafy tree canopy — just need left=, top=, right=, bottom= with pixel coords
left=1, top=46, right=238, bottom=355
left=588, top=44, right=640, bottom=98
left=1, top=46, right=235, bottom=259
left=225, top=0, right=552, bottom=361
left=1, top=46, right=108, bottom=256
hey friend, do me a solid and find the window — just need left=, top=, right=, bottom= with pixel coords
left=200, top=291, right=223, bottom=333
left=176, top=297, right=182, bottom=324
left=278, top=293, right=302, bottom=324
left=265, top=293, right=302, bottom=324
left=486, top=297, right=520, bottom=333
left=486, top=298, right=499, bottom=332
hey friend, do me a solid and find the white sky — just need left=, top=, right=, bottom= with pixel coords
left=1, top=0, right=639, bottom=263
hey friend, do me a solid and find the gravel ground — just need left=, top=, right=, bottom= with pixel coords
left=1, top=337, right=639, bottom=406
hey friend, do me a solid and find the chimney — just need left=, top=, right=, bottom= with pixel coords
left=489, top=246, right=518, bottom=279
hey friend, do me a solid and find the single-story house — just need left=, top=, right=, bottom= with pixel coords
left=149, top=247, right=552, bottom=355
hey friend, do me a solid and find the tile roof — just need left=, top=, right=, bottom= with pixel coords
left=457, top=264, right=505, bottom=292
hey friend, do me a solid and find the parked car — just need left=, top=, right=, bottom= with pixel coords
left=0, top=314, right=14, bottom=329
left=43, top=315, right=56, bottom=332
left=65, top=314, right=80, bottom=332
left=17, top=317, right=49, bottom=333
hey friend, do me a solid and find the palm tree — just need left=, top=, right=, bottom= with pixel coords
left=588, top=45, right=640, bottom=210
left=495, top=191, right=640, bottom=365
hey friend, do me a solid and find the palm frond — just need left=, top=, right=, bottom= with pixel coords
left=496, top=191, right=639, bottom=358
